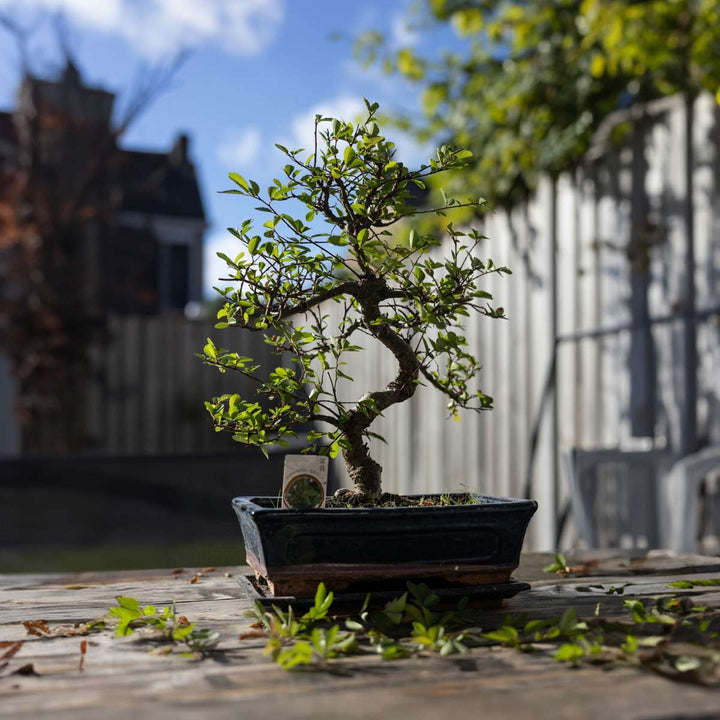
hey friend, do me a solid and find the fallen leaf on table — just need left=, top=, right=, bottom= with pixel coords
left=568, top=559, right=600, bottom=575
left=22, top=621, right=51, bottom=637
left=1, top=642, right=24, bottom=660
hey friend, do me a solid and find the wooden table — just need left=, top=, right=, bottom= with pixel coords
left=2, top=551, right=720, bottom=719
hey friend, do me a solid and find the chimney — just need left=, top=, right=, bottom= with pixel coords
left=170, top=133, right=189, bottom=165
left=62, top=60, right=82, bottom=87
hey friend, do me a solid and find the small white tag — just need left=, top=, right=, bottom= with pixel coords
left=281, top=455, right=329, bottom=509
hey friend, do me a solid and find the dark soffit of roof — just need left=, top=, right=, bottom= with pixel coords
left=0, top=111, right=17, bottom=148
left=113, top=148, right=206, bottom=221
left=0, top=110, right=205, bottom=221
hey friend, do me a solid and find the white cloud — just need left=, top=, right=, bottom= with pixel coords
left=217, top=127, right=262, bottom=168
left=390, top=12, right=419, bottom=48
left=284, top=96, right=367, bottom=154
left=0, top=0, right=284, bottom=59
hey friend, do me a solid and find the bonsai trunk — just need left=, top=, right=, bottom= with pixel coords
left=341, top=428, right=383, bottom=500
left=337, top=292, right=421, bottom=501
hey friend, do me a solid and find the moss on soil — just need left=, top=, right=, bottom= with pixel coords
left=325, top=492, right=485, bottom=508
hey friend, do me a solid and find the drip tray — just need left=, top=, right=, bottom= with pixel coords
left=237, top=574, right=530, bottom=612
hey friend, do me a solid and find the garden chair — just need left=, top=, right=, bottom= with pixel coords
left=565, top=448, right=676, bottom=549
left=665, top=445, right=720, bottom=553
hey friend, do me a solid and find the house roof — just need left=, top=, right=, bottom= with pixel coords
left=0, top=99, right=205, bottom=222
left=114, top=148, right=206, bottom=221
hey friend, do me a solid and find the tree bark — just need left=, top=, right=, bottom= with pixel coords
left=339, top=280, right=420, bottom=499
left=341, top=431, right=383, bottom=500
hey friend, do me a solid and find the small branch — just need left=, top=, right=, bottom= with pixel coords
left=418, top=364, right=487, bottom=411
left=273, top=280, right=359, bottom=319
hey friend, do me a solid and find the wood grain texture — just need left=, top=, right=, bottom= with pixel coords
left=1, top=552, right=719, bottom=719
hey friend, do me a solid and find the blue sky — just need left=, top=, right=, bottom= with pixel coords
left=0, top=0, right=451, bottom=299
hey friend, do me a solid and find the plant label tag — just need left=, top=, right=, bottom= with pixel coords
left=282, top=455, right=329, bottom=509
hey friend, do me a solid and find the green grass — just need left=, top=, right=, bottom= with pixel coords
left=0, top=540, right=245, bottom=574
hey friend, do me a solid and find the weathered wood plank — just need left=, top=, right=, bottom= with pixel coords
left=2, top=552, right=719, bottom=719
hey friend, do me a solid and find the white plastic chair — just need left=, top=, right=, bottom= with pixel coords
left=665, top=445, right=720, bottom=552
left=565, top=448, right=676, bottom=549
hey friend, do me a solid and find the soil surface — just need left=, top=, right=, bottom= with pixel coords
left=325, top=492, right=484, bottom=508
left=252, top=492, right=486, bottom=509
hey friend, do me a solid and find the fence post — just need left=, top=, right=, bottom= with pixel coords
left=550, top=175, right=559, bottom=547
left=681, top=92, right=698, bottom=456
left=628, top=109, right=657, bottom=437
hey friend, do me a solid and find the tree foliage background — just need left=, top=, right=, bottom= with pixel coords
left=357, top=0, right=720, bottom=216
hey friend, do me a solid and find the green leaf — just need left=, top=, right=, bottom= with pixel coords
left=277, top=642, right=314, bottom=669
left=344, top=146, right=357, bottom=165
left=667, top=580, right=694, bottom=589
left=397, top=48, right=424, bottom=80
left=384, top=593, right=407, bottom=615
left=203, top=339, right=217, bottom=360
left=314, top=583, right=327, bottom=608
left=554, top=643, right=584, bottom=662
left=543, top=552, right=568, bottom=574
left=116, top=596, right=141, bottom=612
left=620, top=634, right=638, bottom=654
left=558, top=608, right=578, bottom=635
left=381, top=643, right=409, bottom=660
left=247, top=237, right=259, bottom=255
left=483, top=626, right=518, bottom=645
left=452, top=8, right=483, bottom=35
left=228, top=172, right=249, bottom=191
left=669, top=578, right=720, bottom=588
left=172, top=623, right=196, bottom=641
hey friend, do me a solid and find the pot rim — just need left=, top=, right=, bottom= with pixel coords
left=232, top=493, right=538, bottom=516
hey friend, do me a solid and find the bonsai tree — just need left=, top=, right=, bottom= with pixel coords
left=203, top=100, right=510, bottom=502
